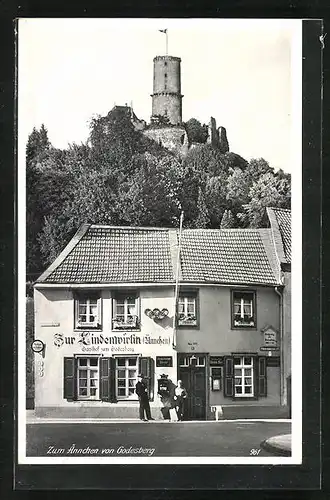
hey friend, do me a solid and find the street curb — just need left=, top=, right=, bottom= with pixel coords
left=260, top=436, right=291, bottom=457
left=26, top=418, right=292, bottom=425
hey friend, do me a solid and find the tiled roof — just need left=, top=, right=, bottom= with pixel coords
left=37, top=225, right=280, bottom=286
left=179, top=229, right=279, bottom=285
left=267, top=208, right=291, bottom=264
left=40, top=226, right=174, bottom=284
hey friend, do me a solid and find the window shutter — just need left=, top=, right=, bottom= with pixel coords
left=100, top=357, right=117, bottom=403
left=100, top=358, right=111, bottom=401
left=63, top=357, right=76, bottom=400
left=224, top=357, right=234, bottom=397
left=109, top=357, right=117, bottom=403
left=257, top=356, right=267, bottom=397
left=139, top=357, right=155, bottom=401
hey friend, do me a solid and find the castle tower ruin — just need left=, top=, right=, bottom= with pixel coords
left=151, top=56, right=183, bottom=125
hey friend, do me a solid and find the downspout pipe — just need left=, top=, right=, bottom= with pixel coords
left=172, top=211, right=184, bottom=349
left=275, top=285, right=285, bottom=406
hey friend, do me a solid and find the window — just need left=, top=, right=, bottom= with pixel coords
left=178, top=355, right=205, bottom=366
left=112, top=294, right=139, bottom=330
left=63, top=356, right=154, bottom=402
left=164, top=72, right=167, bottom=78
left=211, top=367, right=222, bottom=391
left=77, top=357, right=99, bottom=400
left=223, top=355, right=267, bottom=399
left=196, top=356, right=205, bottom=367
left=178, top=293, right=198, bottom=326
left=179, top=355, right=190, bottom=367
left=115, top=357, right=138, bottom=399
left=75, top=293, right=101, bottom=329
left=233, top=356, right=254, bottom=397
left=232, top=290, right=256, bottom=328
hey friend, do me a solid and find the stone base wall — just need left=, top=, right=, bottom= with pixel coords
left=143, top=127, right=189, bottom=157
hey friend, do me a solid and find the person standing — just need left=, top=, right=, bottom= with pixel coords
left=173, top=380, right=187, bottom=421
left=135, top=374, right=153, bottom=422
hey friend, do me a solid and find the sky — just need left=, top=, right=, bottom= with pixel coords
left=18, top=18, right=302, bottom=173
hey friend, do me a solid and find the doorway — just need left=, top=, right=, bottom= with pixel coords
left=178, top=354, right=207, bottom=420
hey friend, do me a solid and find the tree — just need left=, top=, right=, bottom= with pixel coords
left=26, top=124, right=51, bottom=167
left=89, top=107, right=167, bottom=180
left=121, top=153, right=182, bottom=227
left=204, top=175, right=228, bottom=228
left=220, top=209, right=236, bottom=228
left=183, top=143, right=229, bottom=179
left=224, top=152, right=248, bottom=171
left=26, top=125, right=52, bottom=277
left=239, top=172, right=291, bottom=228
left=184, top=118, right=208, bottom=144
left=194, top=188, right=210, bottom=228
left=226, top=167, right=251, bottom=215
left=246, top=157, right=273, bottom=183
left=25, top=107, right=292, bottom=273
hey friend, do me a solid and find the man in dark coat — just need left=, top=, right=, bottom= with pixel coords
left=135, top=374, right=153, bottom=421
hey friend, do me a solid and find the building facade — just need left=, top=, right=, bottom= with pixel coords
left=267, top=207, right=291, bottom=410
left=33, top=222, right=291, bottom=420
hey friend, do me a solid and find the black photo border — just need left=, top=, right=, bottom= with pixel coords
left=0, top=3, right=325, bottom=495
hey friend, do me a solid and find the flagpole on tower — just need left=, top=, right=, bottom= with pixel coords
left=159, top=29, right=168, bottom=55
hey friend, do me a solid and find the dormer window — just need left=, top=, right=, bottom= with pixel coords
left=75, top=292, right=102, bottom=329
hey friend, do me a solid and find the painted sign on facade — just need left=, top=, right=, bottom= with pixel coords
left=53, top=332, right=171, bottom=353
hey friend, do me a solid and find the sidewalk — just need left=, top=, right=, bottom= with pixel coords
left=26, top=410, right=291, bottom=425
left=260, top=434, right=291, bottom=456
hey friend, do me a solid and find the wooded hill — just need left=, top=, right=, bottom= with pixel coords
left=26, top=107, right=291, bottom=280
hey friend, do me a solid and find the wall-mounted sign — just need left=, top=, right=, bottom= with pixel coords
left=260, top=346, right=280, bottom=351
left=41, top=322, right=60, bottom=327
left=209, top=356, right=224, bottom=366
left=145, top=308, right=169, bottom=321
left=31, top=339, right=45, bottom=353
left=156, top=356, right=173, bottom=367
left=262, top=325, right=278, bottom=347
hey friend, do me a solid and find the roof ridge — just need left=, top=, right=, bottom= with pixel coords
left=90, top=225, right=171, bottom=231
left=181, top=228, right=271, bottom=232
left=89, top=225, right=273, bottom=233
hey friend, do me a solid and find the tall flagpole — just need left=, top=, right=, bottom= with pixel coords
left=172, top=211, right=184, bottom=349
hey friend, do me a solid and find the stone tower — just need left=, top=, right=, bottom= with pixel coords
left=151, top=56, right=183, bottom=126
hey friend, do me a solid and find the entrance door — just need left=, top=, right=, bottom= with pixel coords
left=178, top=354, right=206, bottom=420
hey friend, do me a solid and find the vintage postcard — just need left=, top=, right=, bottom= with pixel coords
left=17, top=18, right=303, bottom=467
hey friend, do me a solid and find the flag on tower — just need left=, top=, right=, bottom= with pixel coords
left=159, top=29, right=168, bottom=55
